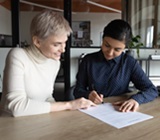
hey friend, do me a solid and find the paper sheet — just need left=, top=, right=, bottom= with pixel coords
left=77, top=31, right=83, bottom=38
left=79, top=103, right=153, bottom=129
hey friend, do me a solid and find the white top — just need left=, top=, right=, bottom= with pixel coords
left=0, top=46, right=60, bottom=117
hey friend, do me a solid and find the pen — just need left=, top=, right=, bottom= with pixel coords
left=91, top=84, right=104, bottom=104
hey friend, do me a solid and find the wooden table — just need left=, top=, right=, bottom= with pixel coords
left=1, top=95, right=160, bottom=140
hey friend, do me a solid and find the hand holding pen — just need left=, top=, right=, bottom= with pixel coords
left=88, top=84, right=104, bottom=104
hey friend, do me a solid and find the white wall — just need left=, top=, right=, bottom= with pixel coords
left=20, top=11, right=39, bottom=44
left=0, top=5, right=11, bottom=35
left=0, top=48, right=12, bottom=92
left=72, top=13, right=121, bottom=46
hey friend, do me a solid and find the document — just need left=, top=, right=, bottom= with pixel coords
left=79, top=103, right=153, bottom=129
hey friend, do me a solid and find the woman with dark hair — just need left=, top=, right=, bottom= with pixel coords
left=74, top=19, right=158, bottom=112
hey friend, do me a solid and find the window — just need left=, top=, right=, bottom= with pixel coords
left=122, top=0, right=160, bottom=48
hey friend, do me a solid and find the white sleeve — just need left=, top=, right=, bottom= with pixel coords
left=3, top=49, right=51, bottom=117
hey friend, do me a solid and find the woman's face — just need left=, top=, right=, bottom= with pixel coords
left=101, top=37, right=125, bottom=60
left=33, top=33, right=68, bottom=60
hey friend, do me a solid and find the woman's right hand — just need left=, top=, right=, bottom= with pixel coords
left=50, top=98, right=96, bottom=112
left=88, top=90, right=103, bottom=104
left=68, top=97, right=96, bottom=110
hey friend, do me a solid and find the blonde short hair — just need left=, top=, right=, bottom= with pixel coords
left=30, top=10, right=72, bottom=40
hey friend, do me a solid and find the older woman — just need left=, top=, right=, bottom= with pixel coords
left=0, top=10, right=95, bottom=117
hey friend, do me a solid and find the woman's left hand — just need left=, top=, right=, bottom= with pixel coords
left=112, top=99, right=139, bottom=112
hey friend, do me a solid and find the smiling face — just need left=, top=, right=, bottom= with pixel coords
left=101, top=37, right=125, bottom=60
left=30, top=10, right=72, bottom=61
left=33, top=33, right=68, bottom=60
